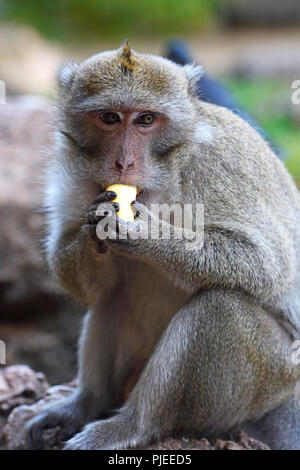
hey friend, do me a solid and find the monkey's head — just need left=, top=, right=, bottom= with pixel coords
left=57, top=42, right=203, bottom=193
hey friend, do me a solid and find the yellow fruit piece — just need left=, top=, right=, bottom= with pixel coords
left=106, top=184, right=137, bottom=222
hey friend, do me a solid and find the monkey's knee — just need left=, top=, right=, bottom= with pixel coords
left=126, top=289, right=298, bottom=436
left=191, top=289, right=298, bottom=421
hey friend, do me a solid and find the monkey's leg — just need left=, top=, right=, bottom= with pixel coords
left=64, top=289, right=299, bottom=450
left=25, top=309, right=129, bottom=449
left=247, top=382, right=300, bottom=450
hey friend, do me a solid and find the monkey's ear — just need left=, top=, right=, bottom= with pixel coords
left=183, top=63, right=204, bottom=95
left=57, top=61, right=79, bottom=89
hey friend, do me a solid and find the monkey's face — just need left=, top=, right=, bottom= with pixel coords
left=57, top=44, right=202, bottom=193
left=81, top=108, right=171, bottom=189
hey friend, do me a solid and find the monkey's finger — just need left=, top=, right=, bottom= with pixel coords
left=131, top=201, right=148, bottom=221
left=84, top=223, right=99, bottom=240
left=89, top=202, right=119, bottom=213
left=85, top=203, right=118, bottom=225
left=92, top=191, right=117, bottom=205
left=85, top=210, right=101, bottom=225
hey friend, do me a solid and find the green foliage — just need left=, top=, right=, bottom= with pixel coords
left=224, top=78, right=300, bottom=180
left=0, top=0, right=219, bottom=41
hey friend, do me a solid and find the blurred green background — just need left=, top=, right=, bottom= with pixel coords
left=1, top=0, right=300, bottom=179
left=1, top=0, right=219, bottom=41
left=225, top=78, right=300, bottom=177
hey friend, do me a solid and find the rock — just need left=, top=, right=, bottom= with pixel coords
left=145, top=437, right=215, bottom=450
left=212, top=431, right=269, bottom=450
left=3, top=384, right=74, bottom=450
left=0, top=365, right=49, bottom=416
left=0, top=96, right=83, bottom=384
left=0, top=366, right=270, bottom=450
left=145, top=430, right=269, bottom=450
left=233, top=430, right=270, bottom=450
left=0, top=96, right=54, bottom=313
left=0, top=365, right=49, bottom=448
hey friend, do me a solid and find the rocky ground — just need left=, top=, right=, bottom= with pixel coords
left=0, top=365, right=270, bottom=450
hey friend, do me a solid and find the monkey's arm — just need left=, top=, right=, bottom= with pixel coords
left=108, top=211, right=295, bottom=302
left=45, top=182, right=118, bottom=303
left=161, top=226, right=294, bottom=301
left=47, top=224, right=98, bottom=303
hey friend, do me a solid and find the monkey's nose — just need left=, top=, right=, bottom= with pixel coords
left=115, top=159, right=135, bottom=171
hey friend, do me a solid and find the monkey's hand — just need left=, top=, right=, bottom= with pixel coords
left=103, top=200, right=151, bottom=257
left=83, top=189, right=120, bottom=254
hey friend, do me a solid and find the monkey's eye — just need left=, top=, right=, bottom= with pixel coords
left=99, top=112, right=120, bottom=125
left=135, top=114, right=155, bottom=126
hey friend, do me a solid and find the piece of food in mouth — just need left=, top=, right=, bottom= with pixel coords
left=106, top=184, right=137, bottom=222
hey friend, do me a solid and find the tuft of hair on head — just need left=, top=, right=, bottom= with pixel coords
left=121, top=40, right=131, bottom=60
left=183, top=63, right=204, bottom=96
left=118, top=40, right=136, bottom=73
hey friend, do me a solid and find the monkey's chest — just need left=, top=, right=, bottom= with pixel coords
left=111, top=257, right=188, bottom=365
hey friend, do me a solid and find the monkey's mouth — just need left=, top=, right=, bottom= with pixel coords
left=101, top=184, right=143, bottom=197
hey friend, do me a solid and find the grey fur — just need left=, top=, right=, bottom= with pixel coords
left=25, top=45, right=300, bottom=450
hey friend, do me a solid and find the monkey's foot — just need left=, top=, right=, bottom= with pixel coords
left=64, top=414, right=144, bottom=450
left=24, top=393, right=92, bottom=450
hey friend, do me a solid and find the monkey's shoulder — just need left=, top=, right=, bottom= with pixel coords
left=194, top=101, right=272, bottom=152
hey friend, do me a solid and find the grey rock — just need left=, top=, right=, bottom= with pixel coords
left=0, top=97, right=83, bottom=384
left=0, top=366, right=269, bottom=451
